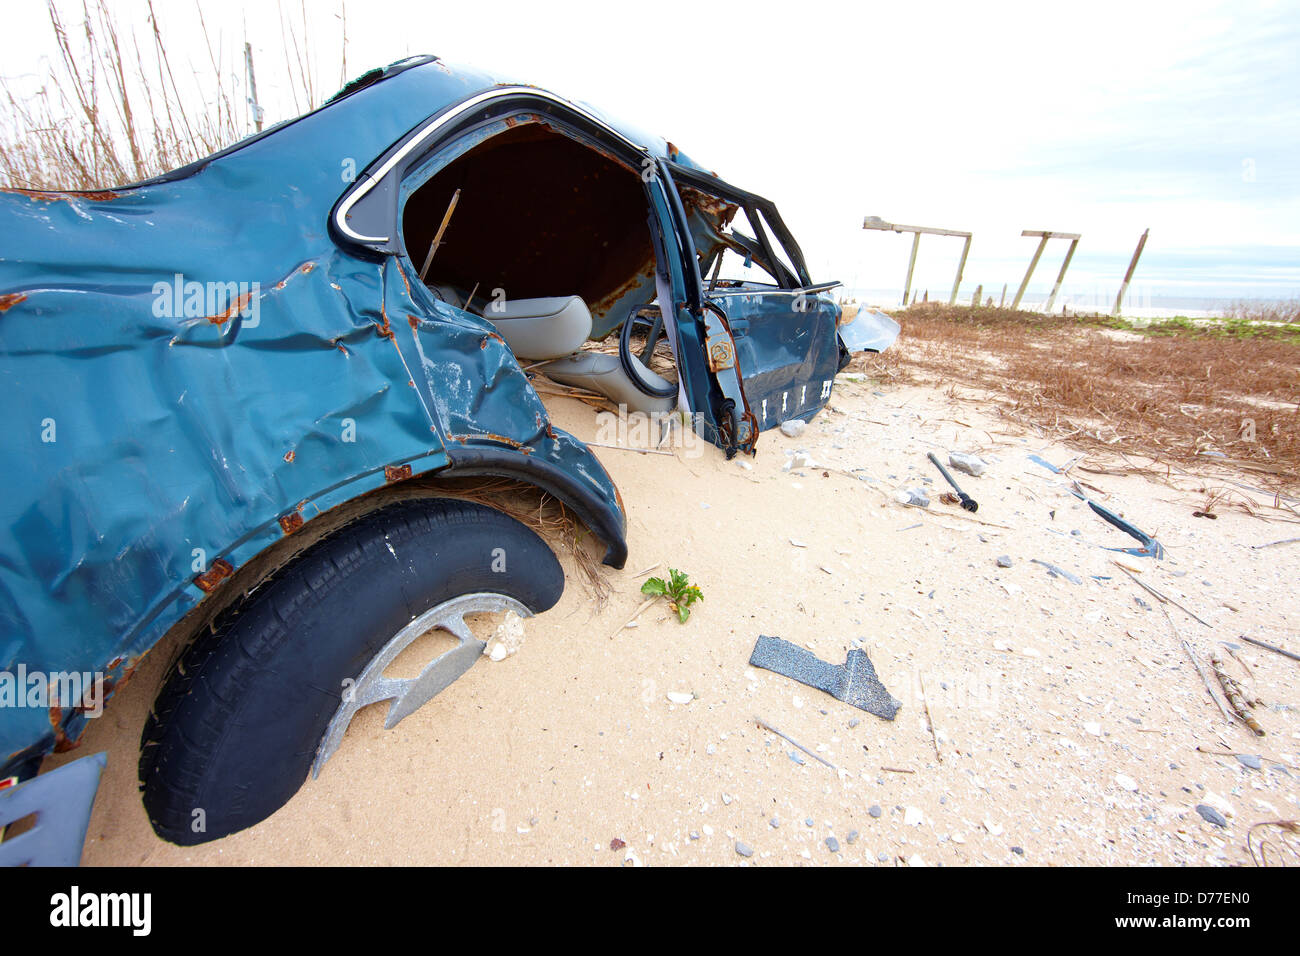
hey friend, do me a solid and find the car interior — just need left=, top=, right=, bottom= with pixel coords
left=400, top=120, right=679, bottom=414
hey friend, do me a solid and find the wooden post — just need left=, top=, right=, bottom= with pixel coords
left=949, top=234, right=971, bottom=305
left=1043, top=237, right=1080, bottom=313
left=1113, top=228, right=1150, bottom=316
left=863, top=218, right=971, bottom=309
left=902, top=232, right=921, bottom=307
left=999, top=283, right=1007, bottom=307
left=1011, top=235, right=1049, bottom=310
left=971, top=284, right=982, bottom=307
left=1013, top=230, right=1081, bottom=311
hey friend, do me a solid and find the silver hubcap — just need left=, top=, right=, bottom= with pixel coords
left=312, top=592, right=530, bottom=778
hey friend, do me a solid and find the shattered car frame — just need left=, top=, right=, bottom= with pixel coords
left=0, top=54, right=896, bottom=855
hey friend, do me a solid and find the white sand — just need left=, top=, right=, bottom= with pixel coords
left=58, top=377, right=1299, bottom=865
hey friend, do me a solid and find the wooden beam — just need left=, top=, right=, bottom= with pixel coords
left=949, top=234, right=972, bottom=305
left=1043, top=237, right=1080, bottom=312
left=1113, top=228, right=1150, bottom=316
left=902, top=231, right=921, bottom=307
left=1011, top=234, right=1049, bottom=310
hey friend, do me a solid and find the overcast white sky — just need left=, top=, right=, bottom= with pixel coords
left=4, top=0, right=1297, bottom=306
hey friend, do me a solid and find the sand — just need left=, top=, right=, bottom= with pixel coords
left=55, top=375, right=1299, bottom=866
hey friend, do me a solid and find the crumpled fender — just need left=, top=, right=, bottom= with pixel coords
left=0, top=76, right=627, bottom=768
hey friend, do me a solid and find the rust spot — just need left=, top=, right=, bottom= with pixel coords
left=194, top=558, right=235, bottom=593
left=1, top=186, right=120, bottom=203
left=680, top=184, right=737, bottom=224
left=374, top=303, right=394, bottom=339
left=284, top=450, right=296, bottom=463
left=204, top=290, right=254, bottom=326
left=706, top=337, right=735, bottom=372
left=300, top=261, right=315, bottom=275
left=279, top=512, right=304, bottom=535
left=407, top=313, right=421, bottom=330
left=384, top=463, right=413, bottom=483
left=0, top=292, right=28, bottom=312
left=50, top=705, right=79, bottom=753
left=447, top=432, right=533, bottom=453
left=395, top=260, right=413, bottom=297
left=533, top=412, right=559, bottom=441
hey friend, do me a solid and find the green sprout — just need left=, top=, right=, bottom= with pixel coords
left=641, top=568, right=704, bottom=623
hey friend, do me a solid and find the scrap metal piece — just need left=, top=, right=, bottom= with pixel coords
left=837, top=306, right=901, bottom=353
left=0, top=752, right=106, bottom=867
left=1071, top=482, right=1164, bottom=559
left=1031, top=558, right=1083, bottom=584
left=749, top=634, right=901, bottom=720
left=927, top=452, right=977, bottom=511
left=313, top=592, right=530, bottom=778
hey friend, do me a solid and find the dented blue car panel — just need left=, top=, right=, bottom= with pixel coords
left=0, top=54, right=887, bottom=777
left=0, top=57, right=633, bottom=772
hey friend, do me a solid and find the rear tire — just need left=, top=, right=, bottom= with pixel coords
left=139, top=497, right=563, bottom=846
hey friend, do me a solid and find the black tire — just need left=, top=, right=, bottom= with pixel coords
left=138, top=497, right=563, bottom=846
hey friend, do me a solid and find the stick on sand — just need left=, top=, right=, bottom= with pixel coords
left=754, top=716, right=837, bottom=770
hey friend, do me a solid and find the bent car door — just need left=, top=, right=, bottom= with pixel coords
left=666, top=162, right=845, bottom=442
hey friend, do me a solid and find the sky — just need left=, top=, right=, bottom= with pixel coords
left=2, top=0, right=1297, bottom=308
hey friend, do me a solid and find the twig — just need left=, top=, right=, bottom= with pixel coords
left=1114, top=562, right=1212, bottom=627
left=1239, top=634, right=1300, bottom=663
left=919, top=674, right=942, bottom=763
left=1165, top=599, right=1233, bottom=723
left=462, top=281, right=480, bottom=313
left=1194, top=744, right=1298, bottom=771
left=754, top=716, right=837, bottom=770
left=1225, top=645, right=1253, bottom=678
left=1248, top=820, right=1300, bottom=867
left=609, top=597, right=655, bottom=639
left=418, top=188, right=460, bottom=282
left=586, top=441, right=674, bottom=457
left=1210, top=653, right=1266, bottom=736
left=880, top=766, right=915, bottom=774
left=1252, top=536, right=1300, bottom=550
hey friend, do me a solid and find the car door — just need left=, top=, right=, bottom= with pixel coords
left=664, top=163, right=845, bottom=442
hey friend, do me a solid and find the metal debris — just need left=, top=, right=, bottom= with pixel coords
left=1031, top=558, right=1083, bottom=584
left=749, top=635, right=902, bottom=720
left=1070, top=482, right=1164, bottom=559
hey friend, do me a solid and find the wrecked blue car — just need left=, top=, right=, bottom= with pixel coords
left=0, top=54, right=897, bottom=855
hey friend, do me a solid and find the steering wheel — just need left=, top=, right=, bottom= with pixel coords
left=618, top=307, right=677, bottom=398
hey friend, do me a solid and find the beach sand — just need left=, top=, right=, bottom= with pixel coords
left=59, top=375, right=1299, bottom=866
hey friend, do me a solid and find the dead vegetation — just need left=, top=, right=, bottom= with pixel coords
left=1, top=0, right=341, bottom=191
left=857, top=302, right=1300, bottom=489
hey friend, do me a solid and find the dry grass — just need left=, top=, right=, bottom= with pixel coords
left=856, top=303, right=1300, bottom=489
left=425, top=476, right=613, bottom=606
left=0, top=0, right=342, bottom=191
left=1230, top=298, right=1300, bottom=325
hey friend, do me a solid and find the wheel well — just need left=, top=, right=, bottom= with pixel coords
left=156, top=473, right=609, bottom=665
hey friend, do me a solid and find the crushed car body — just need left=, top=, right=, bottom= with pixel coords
left=0, top=54, right=896, bottom=844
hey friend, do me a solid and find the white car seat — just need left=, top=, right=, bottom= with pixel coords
left=483, top=295, right=593, bottom=360
left=482, top=294, right=678, bottom=416
left=541, top=351, right=676, bottom=415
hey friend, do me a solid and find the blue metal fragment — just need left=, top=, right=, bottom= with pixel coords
left=749, top=634, right=901, bottom=720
